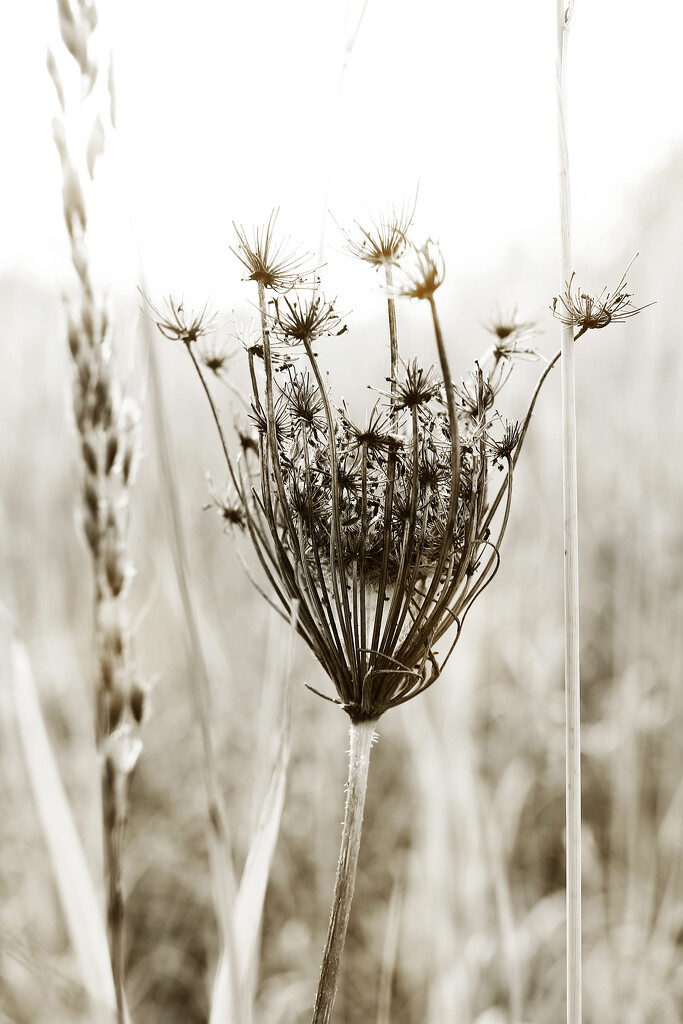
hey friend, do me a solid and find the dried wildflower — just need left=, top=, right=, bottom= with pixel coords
left=228, top=315, right=262, bottom=357
left=280, top=370, right=327, bottom=435
left=192, top=233, right=522, bottom=722
left=484, top=309, right=538, bottom=363
left=170, top=214, right=586, bottom=1024
left=249, top=395, right=291, bottom=446
left=455, top=365, right=495, bottom=419
left=144, top=294, right=218, bottom=346
left=342, top=403, right=398, bottom=458
left=273, top=293, right=348, bottom=346
left=231, top=210, right=312, bottom=293
left=204, top=473, right=246, bottom=531
left=338, top=197, right=415, bottom=269
left=394, top=239, right=445, bottom=300
left=486, top=419, right=522, bottom=467
left=417, top=446, right=450, bottom=492
left=198, top=336, right=239, bottom=377
left=169, top=221, right=567, bottom=718
left=552, top=255, right=649, bottom=333
left=287, top=470, right=331, bottom=528
left=391, top=358, right=443, bottom=411
left=229, top=314, right=293, bottom=372
left=236, top=420, right=259, bottom=457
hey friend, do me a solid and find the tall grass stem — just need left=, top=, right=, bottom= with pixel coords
left=556, top=4, right=582, bottom=1023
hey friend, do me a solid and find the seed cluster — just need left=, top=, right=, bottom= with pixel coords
left=153, top=214, right=547, bottom=722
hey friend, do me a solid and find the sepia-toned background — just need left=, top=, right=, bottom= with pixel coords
left=2, top=1, right=683, bottom=1021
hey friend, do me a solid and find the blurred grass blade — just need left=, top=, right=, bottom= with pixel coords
left=10, top=638, right=116, bottom=1015
left=210, top=606, right=297, bottom=1024
left=376, top=872, right=403, bottom=1024
left=236, top=606, right=296, bottom=972
left=141, top=297, right=243, bottom=1022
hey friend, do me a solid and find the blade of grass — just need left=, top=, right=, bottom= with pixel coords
left=140, top=302, right=243, bottom=1022
left=211, top=605, right=297, bottom=1024
left=376, top=872, right=402, bottom=1024
left=10, top=637, right=116, bottom=1018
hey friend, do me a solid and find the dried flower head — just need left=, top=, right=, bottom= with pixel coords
left=486, top=419, right=522, bottom=467
left=484, top=310, right=538, bottom=363
left=235, top=419, right=259, bottom=458
left=144, top=294, right=218, bottom=346
left=198, top=336, right=239, bottom=377
left=342, top=402, right=398, bottom=457
left=204, top=473, right=246, bottom=531
left=455, top=365, right=495, bottom=420
left=231, top=210, right=312, bottom=293
left=280, top=369, right=327, bottom=435
left=172, top=218, right=560, bottom=724
left=552, top=255, right=650, bottom=333
left=273, top=293, right=348, bottom=346
left=338, top=197, right=416, bottom=269
left=394, top=240, right=445, bottom=300
left=391, top=358, right=443, bottom=411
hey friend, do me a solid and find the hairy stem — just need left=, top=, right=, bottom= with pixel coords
left=556, top=3, right=582, bottom=1023
left=311, top=719, right=376, bottom=1024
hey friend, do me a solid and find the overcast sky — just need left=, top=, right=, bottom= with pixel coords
left=3, top=0, right=683, bottom=301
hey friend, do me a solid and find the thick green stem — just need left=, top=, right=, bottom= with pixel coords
left=311, top=719, right=376, bottom=1024
left=556, top=4, right=582, bottom=1024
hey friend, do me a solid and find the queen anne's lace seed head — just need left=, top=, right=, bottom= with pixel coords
left=231, top=210, right=313, bottom=293
left=159, top=214, right=646, bottom=724
left=338, top=198, right=416, bottom=270
left=552, top=256, right=650, bottom=334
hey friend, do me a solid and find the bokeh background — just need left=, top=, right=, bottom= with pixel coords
left=2, top=1, right=683, bottom=1021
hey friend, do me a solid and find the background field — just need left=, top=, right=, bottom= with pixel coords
left=2, top=2, right=683, bottom=1022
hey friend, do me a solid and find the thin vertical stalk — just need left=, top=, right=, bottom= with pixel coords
left=385, top=266, right=399, bottom=409
left=312, top=719, right=376, bottom=1024
left=317, top=0, right=370, bottom=263
left=101, top=768, right=128, bottom=1024
left=556, top=4, right=582, bottom=1024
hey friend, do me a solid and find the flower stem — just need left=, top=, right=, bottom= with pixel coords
left=311, top=719, right=376, bottom=1024
left=556, top=4, right=582, bottom=1024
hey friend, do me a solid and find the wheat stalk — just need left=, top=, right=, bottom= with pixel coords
left=49, top=4, right=142, bottom=1020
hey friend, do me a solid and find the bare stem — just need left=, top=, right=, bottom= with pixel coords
left=101, top=765, right=129, bottom=1024
left=556, top=3, right=582, bottom=1023
left=311, top=719, right=376, bottom=1024
left=384, top=266, right=399, bottom=414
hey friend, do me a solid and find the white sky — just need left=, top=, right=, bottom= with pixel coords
left=2, top=0, right=683, bottom=300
